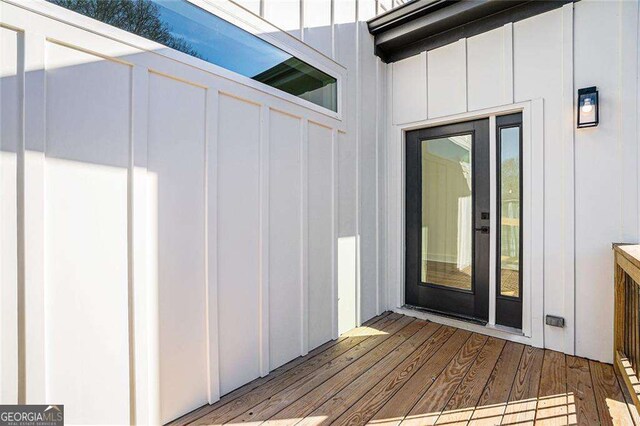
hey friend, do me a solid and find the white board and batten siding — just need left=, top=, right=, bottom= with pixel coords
left=388, top=0, right=640, bottom=363
left=0, top=0, right=346, bottom=423
left=235, top=0, right=391, bottom=332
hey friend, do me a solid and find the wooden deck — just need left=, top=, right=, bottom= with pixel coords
left=169, top=312, right=640, bottom=426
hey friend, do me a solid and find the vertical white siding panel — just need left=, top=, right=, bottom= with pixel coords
left=217, top=94, right=261, bottom=393
left=620, top=2, right=640, bottom=247
left=359, top=23, right=378, bottom=323
left=377, top=60, right=387, bottom=314
left=304, top=0, right=332, bottom=57
left=392, top=52, right=427, bottom=124
left=268, top=110, right=303, bottom=369
left=205, top=89, right=220, bottom=404
left=148, top=73, right=207, bottom=423
left=467, top=27, right=504, bottom=111
left=334, top=0, right=359, bottom=332
left=574, top=1, right=624, bottom=363
left=45, top=42, right=130, bottom=424
left=0, top=27, right=20, bottom=405
left=427, top=39, right=467, bottom=118
left=131, top=66, right=158, bottom=424
left=338, top=130, right=357, bottom=334
left=514, top=8, right=564, bottom=353
left=307, top=122, right=333, bottom=348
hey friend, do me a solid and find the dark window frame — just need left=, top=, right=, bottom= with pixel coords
left=495, top=113, right=523, bottom=329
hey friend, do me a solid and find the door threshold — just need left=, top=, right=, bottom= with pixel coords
left=403, top=304, right=487, bottom=326
left=397, top=306, right=528, bottom=344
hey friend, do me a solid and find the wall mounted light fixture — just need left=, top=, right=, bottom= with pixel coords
left=577, top=86, right=598, bottom=128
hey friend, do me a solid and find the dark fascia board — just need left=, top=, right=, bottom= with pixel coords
left=368, top=0, right=456, bottom=35
left=369, top=0, right=575, bottom=63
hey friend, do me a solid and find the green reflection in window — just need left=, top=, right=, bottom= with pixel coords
left=499, top=126, right=521, bottom=298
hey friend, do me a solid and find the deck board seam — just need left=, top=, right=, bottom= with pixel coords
left=430, top=334, right=491, bottom=425
left=324, top=324, right=450, bottom=425
left=368, top=330, right=475, bottom=426
left=178, top=312, right=398, bottom=425
left=249, top=318, right=428, bottom=425
left=286, top=320, right=431, bottom=426
left=222, top=316, right=416, bottom=425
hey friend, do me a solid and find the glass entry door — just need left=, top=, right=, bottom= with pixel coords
left=405, top=119, right=490, bottom=322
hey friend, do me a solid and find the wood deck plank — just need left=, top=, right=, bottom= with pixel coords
left=468, top=341, right=525, bottom=425
left=535, top=350, right=568, bottom=425
left=331, top=326, right=458, bottom=426
left=171, top=314, right=627, bottom=426
left=435, top=337, right=506, bottom=425
left=590, top=360, right=634, bottom=425
left=400, top=333, right=489, bottom=426
left=501, top=346, right=544, bottom=425
left=188, top=314, right=410, bottom=425
left=229, top=320, right=433, bottom=425
left=167, top=312, right=394, bottom=426
left=566, top=356, right=599, bottom=425
left=616, top=366, right=640, bottom=425
left=366, top=329, right=473, bottom=426
left=291, top=322, right=444, bottom=426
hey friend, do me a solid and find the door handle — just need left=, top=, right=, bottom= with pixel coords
left=475, top=226, right=490, bottom=234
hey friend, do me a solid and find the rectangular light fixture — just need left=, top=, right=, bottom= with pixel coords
left=577, top=86, right=598, bottom=128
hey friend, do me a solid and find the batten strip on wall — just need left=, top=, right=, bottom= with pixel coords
left=259, top=105, right=271, bottom=376
left=127, top=63, right=137, bottom=426
left=23, top=30, right=46, bottom=404
left=331, top=128, right=339, bottom=339
left=503, top=23, right=514, bottom=105
left=131, top=66, right=159, bottom=425
left=561, top=2, right=575, bottom=356
left=300, top=119, right=309, bottom=355
left=205, top=88, right=221, bottom=403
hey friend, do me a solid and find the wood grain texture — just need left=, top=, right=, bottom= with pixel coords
left=468, top=341, right=524, bottom=425
left=367, top=329, right=472, bottom=426
left=535, top=350, right=568, bottom=425
left=590, top=360, right=634, bottom=425
left=501, top=345, right=544, bottom=425
left=232, top=319, right=430, bottom=425
left=294, top=321, right=442, bottom=426
left=167, top=312, right=394, bottom=426
left=566, top=356, right=598, bottom=425
left=190, top=314, right=409, bottom=425
left=170, top=313, right=640, bottom=426
left=435, top=337, right=506, bottom=425
left=401, top=333, right=488, bottom=426
left=332, top=326, right=457, bottom=425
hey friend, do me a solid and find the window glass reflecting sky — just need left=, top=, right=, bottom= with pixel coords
left=48, top=0, right=337, bottom=111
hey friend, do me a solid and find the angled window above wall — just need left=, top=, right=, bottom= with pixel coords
left=47, top=0, right=338, bottom=112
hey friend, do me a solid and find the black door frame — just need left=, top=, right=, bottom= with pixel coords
left=405, top=118, right=490, bottom=323
left=495, top=112, right=524, bottom=329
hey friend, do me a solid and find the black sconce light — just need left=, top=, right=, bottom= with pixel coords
left=577, top=86, right=598, bottom=128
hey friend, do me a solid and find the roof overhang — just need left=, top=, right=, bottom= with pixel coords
left=368, top=0, right=575, bottom=63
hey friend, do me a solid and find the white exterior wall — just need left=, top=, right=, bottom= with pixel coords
left=235, top=0, right=391, bottom=331
left=0, top=0, right=354, bottom=423
left=387, top=0, right=640, bottom=363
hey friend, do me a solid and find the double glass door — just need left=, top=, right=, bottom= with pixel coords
left=405, top=115, right=522, bottom=328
